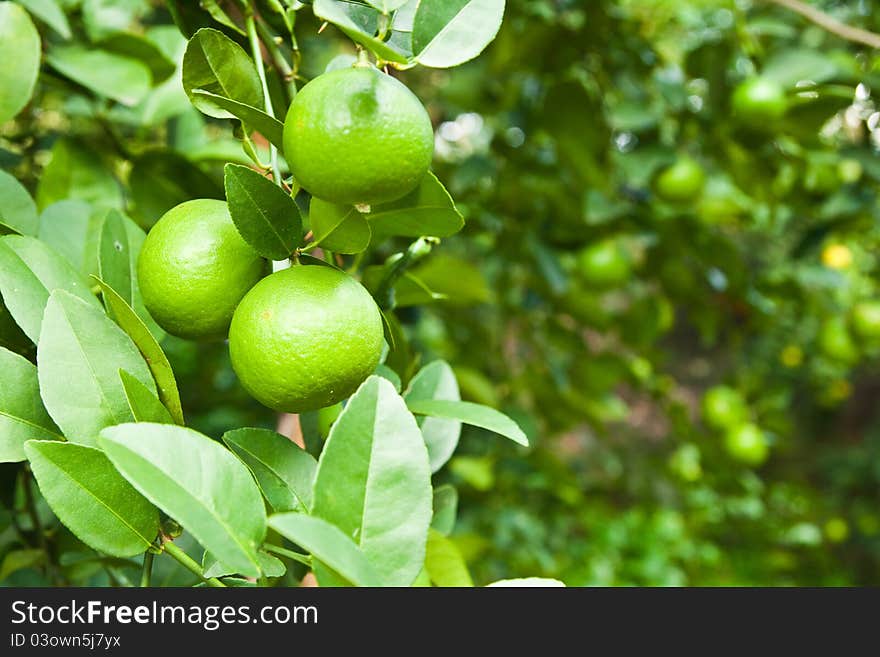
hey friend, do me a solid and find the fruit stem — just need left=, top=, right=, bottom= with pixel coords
left=140, top=550, right=154, bottom=587
left=375, top=237, right=438, bottom=310
left=246, top=9, right=282, bottom=188
left=263, top=543, right=312, bottom=567
left=255, top=15, right=299, bottom=101
left=354, top=47, right=373, bottom=68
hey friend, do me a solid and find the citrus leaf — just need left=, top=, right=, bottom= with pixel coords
left=182, top=28, right=263, bottom=119
left=431, top=484, right=457, bottom=535
left=203, top=550, right=285, bottom=579
left=46, top=46, right=153, bottom=106
left=98, top=210, right=134, bottom=312
left=0, top=235, right=101, bottom=343
left=405, top=399, right=529, bottom=446
left=412, top=0, right=505, bottom=69
left=308, top=199, right=371, bottom=254
left=363, top=0, right=411, bottom=14
left=404, top=361, right=461, bottom=472
left=0, top=3, right=41, bottom=123
left=99, top=423, right=266, bottom=578
left=268, top=513, right=383, bottom=587
left=16, top=0, right=72, bottom=39
left=192, top=91, right=284, bottom=149
left=119, top=370, right=174, bottom=424
left=0, top=170, right=38, bottom=236
left=311, top=376, right=432, bottom=586
left=367, top=173, right=464, bottom=238
left=425, top=528, right=473, bottom=586
left=0, top=347, right=62, bottom=462
left=35, top=138, right=123, bottom=211
left=762, top=48, right=839, bottom=88
left=92, top=277, right=184, bottom=426
left=313, top=0, right=410, bottom=64
left=98, top=33, right=176, bottom=84
left=37, top=200, right=100, bottom=276
left=222, top=428, right=317, bottom=513
left=24, top=440, right=158, bottom=557
left=37, top=290, right=156, bottom=446
left=224, top=164, right=302, bottom=260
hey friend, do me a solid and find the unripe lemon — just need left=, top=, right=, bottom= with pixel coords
left=851, top=301, right=880, bottom=341
left=655, top=157, right=706, bottom=202
left=137, top=200, right=265, bottom=340
left=228, top=264, right=384, bottom=413
left=732, top=77, right=787, bottom=126
left=724, top=423, right=769, bottom=466
left=818, top=317, right=858, bottom=365
left=701, top=385, right=749, bottom=431
left=283, top=66, right=434, bottom=206
left=577, top=239, right=630, bottom=288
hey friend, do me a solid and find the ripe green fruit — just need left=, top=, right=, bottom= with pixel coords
left=818, top=317, right=858, bottom=364
left=137, top=199, right=265, bottom=340
left=577, top=239, right=630, bottom=288
left=724, top=423, right=769, bottom=466
left=283, top=66, right=434, bottom=206
left=851, top=301, right=880, bottom=341
left=732, top=77, right=787, bottom=126
left=228, top=264, right=384, bottom=413
left=655, top=158, right=706, bottom=202
left=702, top=385, right=749, bottom=431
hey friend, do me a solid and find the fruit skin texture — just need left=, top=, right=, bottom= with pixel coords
left=228, top=264, right=384, bottom=413
left=724, top=423, right=769, bottom=466
left=283, top=66, right=434, bottom=206
left=732, top=77, right=787, bottom=126
left=851, top=301, right=880, bottom=341
left=655, top=158, right=706, bottom=202
left=577, top=239, right=630, bottom=288
left=137, top=199, right=265, bottom=341
left=702, top=385, right=749, bottom=431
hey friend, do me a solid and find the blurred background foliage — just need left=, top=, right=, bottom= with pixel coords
left=3, top=0, right=880, bottom=585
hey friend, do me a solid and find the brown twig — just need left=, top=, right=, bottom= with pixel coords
left=764, top=0, right=880, bottom=49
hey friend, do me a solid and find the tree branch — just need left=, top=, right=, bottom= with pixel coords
left=764, top=0, right=880, bottom=49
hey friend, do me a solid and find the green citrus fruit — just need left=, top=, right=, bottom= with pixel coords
left=137, top=199, right=265, bottom=340
left=818, top=317, right=858, bottom=364
left=851, top=301, right=880, bottom=341
left=702, top=385, right=749, bottom=431
left=655, top=157, right=706, bottom=202
left=724, top=423, right=769, bottom=466
left=577, top=239, right=630, bottom=288
left=228, top=264, right=384, bottom=413
left=732, top=77, right=787, bottom=126
left=283, top=66, right=434, bottom=206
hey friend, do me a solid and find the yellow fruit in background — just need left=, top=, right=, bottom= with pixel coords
left=821, top=244, right=853, bottom=270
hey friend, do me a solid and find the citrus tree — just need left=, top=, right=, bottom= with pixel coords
left=0, top=0, right=532, bottom=587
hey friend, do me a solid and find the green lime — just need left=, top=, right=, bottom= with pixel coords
left=228, top=264, right=384, bottom=413
left=818, top=317, right=858, bottom=364
left=655, top=157, right=706, bottom=202
left=732, top=77, right=787, bottom=126
left=137, top=199, right=266, bottom=341
left=577, top=239, right=630, bottom=288
left=724, top=423, right=769, bottom=466
left=283, top=66, right=434, bottom=206
left=702, top=385, right=749, bottom=431
left=851, top=301, right=880, bottom=341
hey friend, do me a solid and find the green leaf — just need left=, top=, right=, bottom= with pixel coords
left=405, top=399, right=529, bottom=446
left=363, top=0, right=410, bottom=14
left=308, top=199, right=371, bottom=255
left=192, top=91, right=285, bottom=149
left=92, top=278, right=185, bottom=426
left=412, top=0, right=505, bottom=68
left=0, top=235, right=101, bottom=343
left=182, top=28, right=263, bottom=119
left=486, top=577, right=565, bottom=587
left=98, top=210, right=134, bottom=311
left=16, top=0, right=71, bottom=39
left=0, top=347, right=62, bottom=462
left=224, top=164, right=302, bottom=260
left=268, top=513, right=382, bottom=587
left=425, top=528, right=473, bottom=586
left=0, top=3, right=41, bottom=123
left=98, top=33, right=176, bottom=84
left=99, top=423, right=267, bottom=578
left=410, top=253, right=492, bottom=305
left=37, top=200, right=101, bottom=276
left=46, top=46, right=153, bottom=106
left=37, top=290, right=156, bottom=446
left=762, top=48, right=839, bottom=88
left=0, top=549, right=45, bottom=581
left=119, top=370, right=174, bottom=424
left=203, top=550, right=285, bottom=579
left=313, top=0, right=410, bottom=64
left=24, top=440, right=159, bottom=557
left=311, top=376, right=432, bottom=586
left=367, top=173, right=464, bottom=238
left=222, top=428, right=317, bottom=513
left=431, top=484, right=457, bottom=535
left=404, top=361, right=461, bottom=472
left=0, top=170, right=38, bottom=236
left=36, top=139, right=123, bottom=211
left=392, top=272, right=446, bottom=307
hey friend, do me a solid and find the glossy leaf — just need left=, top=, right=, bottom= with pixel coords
left=46, top=47, right=152, bottom=106
left=119, top=370, right=174, bottom=424
left=0, top=235, right=100, bottom=343
left=367, top=173, right=464, bottom=238
left=203, top=550, right=285, bottom=579
left=224, top=164, right=302, bottom=260
left=0, top=170, right=38, bottom=236
left=222, top=428, right=317, bottom=512
left=311, top=376, right=432, bottom=586
left=182, top=28, right=263, bottom=119
left=425, top=529, right=473, bottom=586
left=309, top=199, right=371, bottom=255
left=0, top=3, right=41, bottom=123
left=37, top=291, right=156, bottom=446
left=16, top=0, right=71, bottom=39
left=364, top=0, right=411, bottom=13
left=412, top=0, right=505, bottom=68
left=405, top=399, right=529, bottom=446
left=431, top=484, right=458, bottom=535
left=98, top=210, right=134, bottom=311
left=404, top=360, right=462, bottom=472
left=24, top=441, right=158, bottom=557
left=99, top=423, right=266, bottom=578
left=268, top=513, right=382, bottom=587
left=98, top=33, right=176, bottom=83
left=93, top=278, right=184, bottom=426
left=192, top=91, right=284, bottom=148
left=313, top=0, right=410, bottom=64
left=37, top=200, right=100, bottom=276
left=0, top=347, right=62, bottom=462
